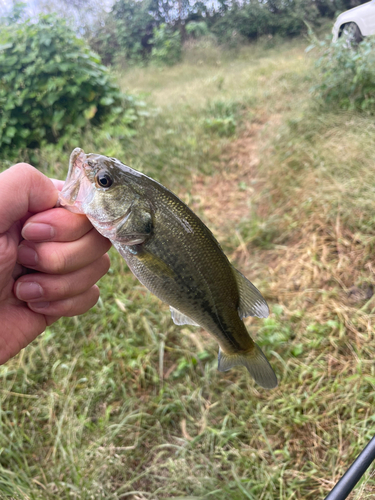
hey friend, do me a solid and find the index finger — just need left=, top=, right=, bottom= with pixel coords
left=21, top=207, right=93, bottom=242
left=0, top=164, right=58, bottom=234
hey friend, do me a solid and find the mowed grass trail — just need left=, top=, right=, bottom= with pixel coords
left=1, top=39, right=375, bottom=499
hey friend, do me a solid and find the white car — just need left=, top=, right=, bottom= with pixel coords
left=332, top=0, right=375, bottom=43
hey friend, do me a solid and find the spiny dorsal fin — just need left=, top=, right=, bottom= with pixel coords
left=232, top=267, right=269, bottom=319
left=170, top=306, right=199, bottom=326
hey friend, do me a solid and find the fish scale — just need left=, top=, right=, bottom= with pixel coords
left=58, top=148, right=278, bottom=389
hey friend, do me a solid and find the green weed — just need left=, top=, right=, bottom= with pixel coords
left=311, top=35, right=375, bottom=112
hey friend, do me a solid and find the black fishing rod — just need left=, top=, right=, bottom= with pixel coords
left=324, top=434, right=375, bottom=500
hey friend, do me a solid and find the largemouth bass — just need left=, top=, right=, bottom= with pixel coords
left=58, top=148, right=277, bottom=389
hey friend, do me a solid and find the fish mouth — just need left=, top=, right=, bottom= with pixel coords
left=58, top=148, right=94, bottom=213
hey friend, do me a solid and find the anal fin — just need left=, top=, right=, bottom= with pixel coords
left=232, top=267, right=269, bottom=319
left=170, top=306, right=199, bottom=326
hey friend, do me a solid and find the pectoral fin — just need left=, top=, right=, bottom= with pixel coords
left=232, top=267, right=269, bottom=319
left=170, top=306, right=199, bottom=326
left=115, top=201, right=153, bottom=245
left=218, top=344, right=277, bottom=389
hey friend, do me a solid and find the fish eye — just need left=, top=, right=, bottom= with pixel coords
left=96, top=170, right=113, bottom=189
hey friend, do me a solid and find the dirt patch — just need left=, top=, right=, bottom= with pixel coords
left=186, top=118, right=273, bottom=229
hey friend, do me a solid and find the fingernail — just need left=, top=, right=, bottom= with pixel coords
left=17, top=245, right=38, bottom=266
left=29, top=301, right=50, bottom=309
left=16, top=282, right=43, bottom=301
left=22, top=223, right=55, bottom=241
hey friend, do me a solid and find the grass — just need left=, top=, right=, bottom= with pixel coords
left=1, top=37, right=375, bottom=499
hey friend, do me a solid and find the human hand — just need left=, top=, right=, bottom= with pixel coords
left=0, top=163, right=111, bottom=364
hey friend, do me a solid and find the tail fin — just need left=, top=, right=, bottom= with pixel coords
left=218, top=344, right=278, bottom=389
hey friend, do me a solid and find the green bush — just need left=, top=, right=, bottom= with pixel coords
left=210, top=1, right=310, bottom=44
left=0, top=14, right=128, bottom=154
left=186, top=21, right=210, bottom=38
left=88, top=0, right=159, bottom=66
left=211, top=3, right=272, bottom=43
left=312, top=36, right=375, bottom=111
left=151, top=24, right=182, bottom=66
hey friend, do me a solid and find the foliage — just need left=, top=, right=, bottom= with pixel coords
left=186, top=20, right=210, bottom=38
left=207, top=0, right=369, bottom=46
left=88, top=0, right=160, bottom=65
left=85, top=0, right=344, bottom=66
left=210, top=1, right=309, bottom=44
left=211, top=3, right=273, bottom=43
left=312, top=35, right=375, bottom=111
left=313, top=0, right=369, bottom=18
left=85, top=16, right=121, bottom=67
left=105, top=0, right=157, bottom=61
left=151, top=24, right=182, bottom=66
left=89, top=1, right=183, bottom=67
left=0, top=14, right=133, bottom=155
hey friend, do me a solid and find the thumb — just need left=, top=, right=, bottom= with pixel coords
left=0, top=164, right=59, bottom=234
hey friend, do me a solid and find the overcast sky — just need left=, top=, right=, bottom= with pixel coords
left=0, top=0, right=114, bottom=18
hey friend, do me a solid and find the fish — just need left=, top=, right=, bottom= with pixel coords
left=58, top=148, right=278, bottom=389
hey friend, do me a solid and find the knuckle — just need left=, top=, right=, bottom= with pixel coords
left=43, top=246, right=69, bottom=274
left=52, top=275, right=71, bottom=298
left=9, top=164, right=41, bottom=186
left=60, top=297, right=78, bottom=316
left=11, top=163, right=35, bottom=172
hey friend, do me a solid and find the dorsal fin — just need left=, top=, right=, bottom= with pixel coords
left=170, top=306, right=199, bottom=326
left=232, top=267, right=269, bottom=319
